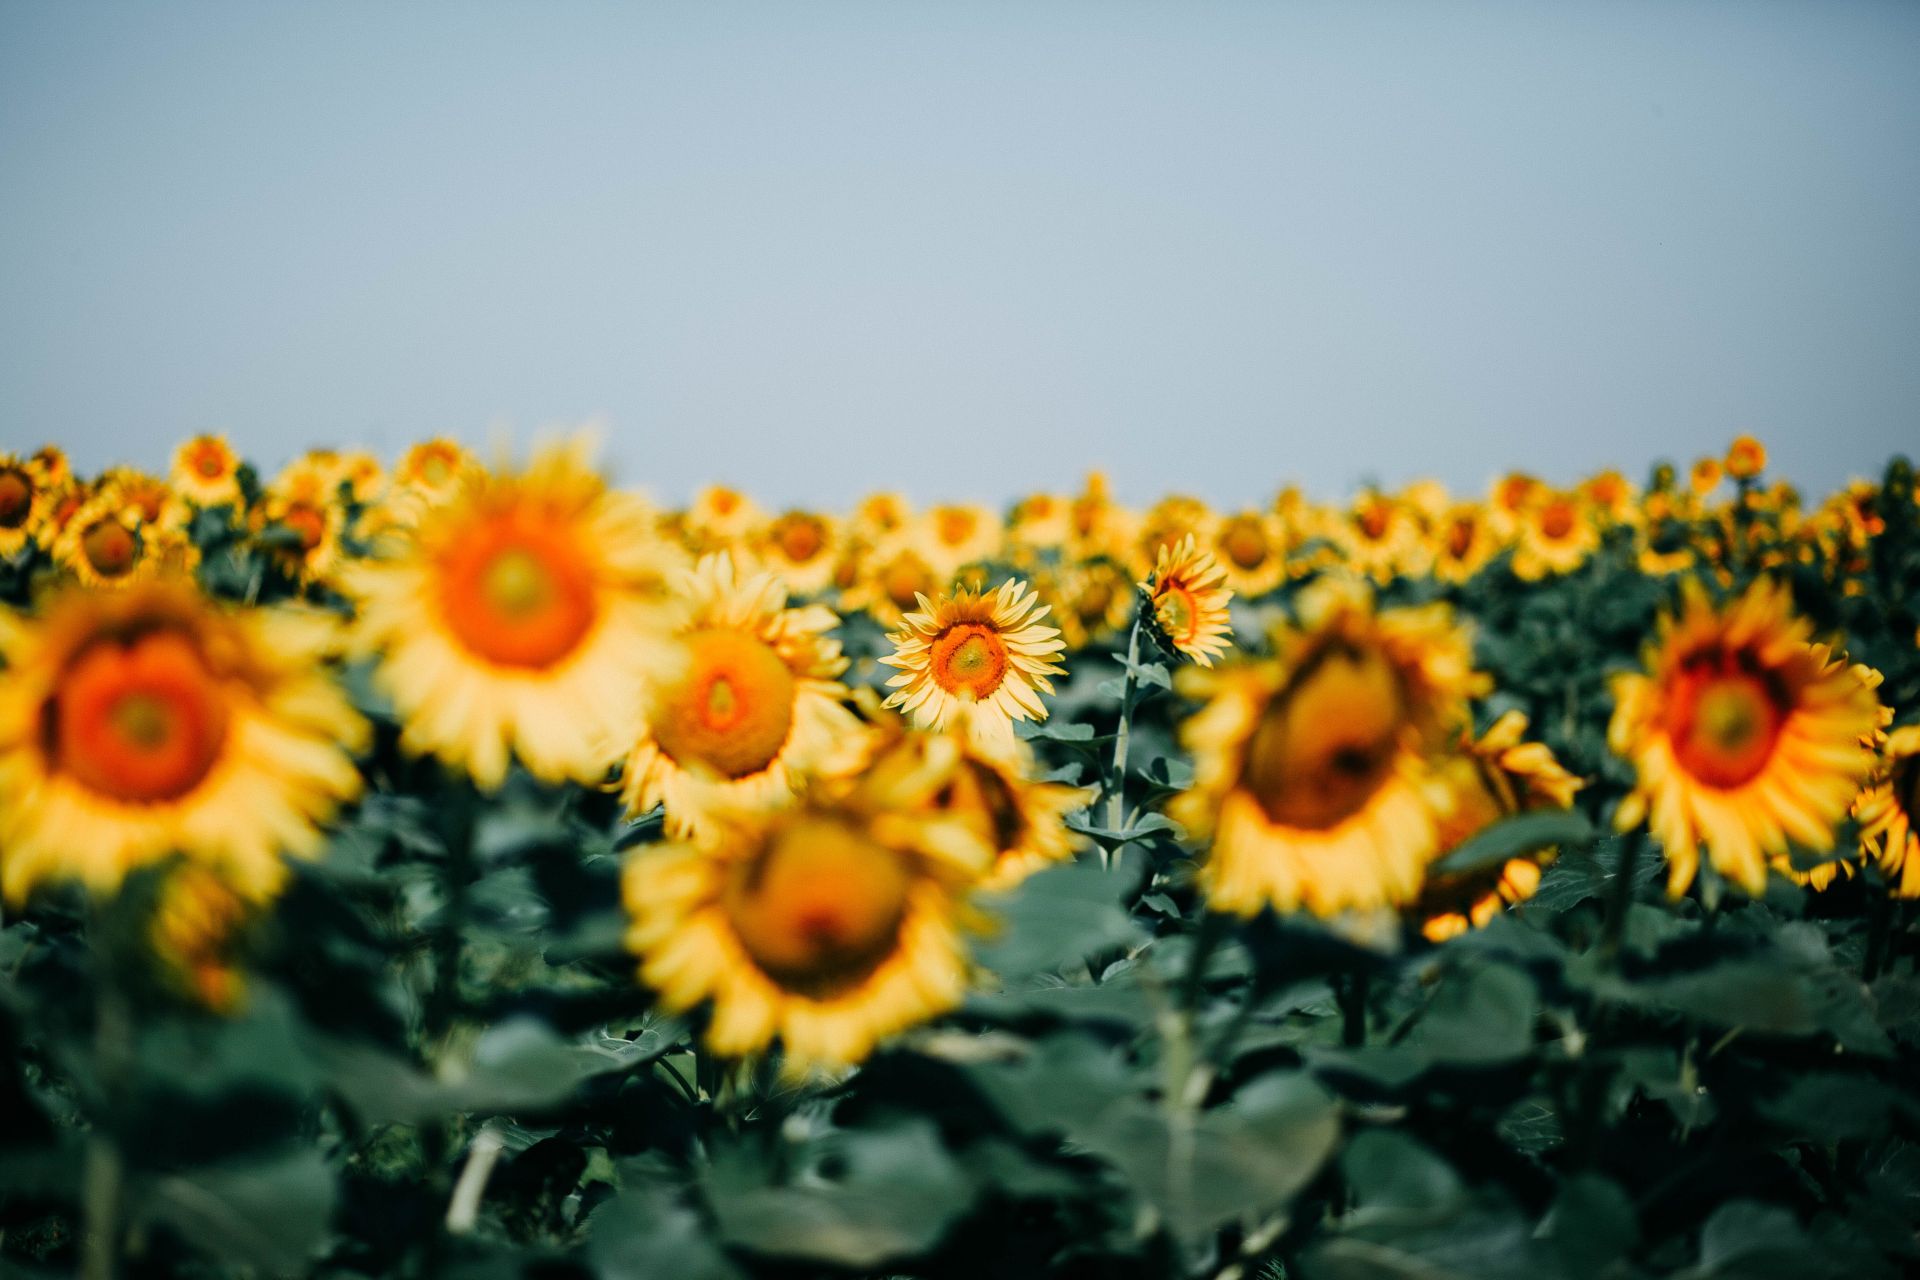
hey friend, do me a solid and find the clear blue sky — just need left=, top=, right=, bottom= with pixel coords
left=2, top=1, right=1916, bottom=507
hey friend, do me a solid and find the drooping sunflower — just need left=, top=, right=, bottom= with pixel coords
left=1855, top=725, right=1920, bottom=899
left=0, top=451, right=54, bottom=556
left=0, top=581, right=366, bottom=903
left=1510, top=490, right=1600, bottom=581
left=1143, top=534, right=1233, bottom=668
left=1209, top=511, right=1287, bottom=598
left=1609, top=578, right=1883, bottom=897
left=1416, top=711, right=1584, bottom=942
left=169, top=434, right=245, bottom=508
left=881, top=578, right=1067, bottom=754
left=345, top=438, right=677, bottom=791
left=622, top=552, right=864, bottom=836
left=621, top=787, right=986, bottom=1071
left=1170, top=577, right=1488, bottom=917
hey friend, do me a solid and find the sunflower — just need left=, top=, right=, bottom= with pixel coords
left=0, top=452, right=57, bottom=556
left=345, top=438, right=676, bottom=791
left=1855, top=725, right=1920, bottom=899
left=917, top=503, right=1002, bottom=578
left=1066, top=471, right=1138, bottom=565
left=393, top=438, right=477, bottom=506
left=840, top=533, right=944, bottom=630
left=1509, top=490, right=1600, bottom=581
left=1170, top=578, right=1488, bottom=917
left=851, top=491, right=913, bottom=542
left=52, top=488, right=190, bottom=589
left=754, top=509, right=841, bottom=596
left=257, top=485, right=346, bottom=587
left=0, top=581, right=366, bottom=903
left=880, top=578, right=1067, bottom=754
left=1580, top=469, right=1641, bottom=528
left=1209, top=511, right=1286, bottom=598
left=1007, top=491, right=1072, bottom=552
left=1726, top=435, right=1768, bottom=482
left=1429, top=504, right=1502, bottom=584
left=1144, top=534, right=1233, bottom=667
left=1337, top=493, right=1430, bottom=584
left=1690, top=457, right=1724, bottom=499
left=622, top=552, right=864, bottom=836
left=170, top=434, right=245, bottom=508
left=1609, top=578, right=1883, bottom=897
left=1047, top=557, right=1137, bottom=651
left=1416, top=711, right=1584, bottom=942
left=686, top=485, right=763, bottom=551
left=27, top=444, right=71, bottom=490
left=150, top=862, right=258, bottom=1012
left=104, top=467, right=191, bottom=533
left=621, top=787, right=986, bottom=1071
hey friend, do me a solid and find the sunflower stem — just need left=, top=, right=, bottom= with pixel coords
left=1601, top=835, right=1643, bottom=965
left=1863, top=891, right=1893, bottom=983
left=1105, top=613, right=1145, bottom=841
left=1340, top=971, right=1370, bottom=1048
left=82, top=910, right=132, bottom=1280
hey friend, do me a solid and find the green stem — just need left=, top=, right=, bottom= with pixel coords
left=1863, top=892, right=1893, bottom=984
left=1105, top=613, right=1144, bottom=836
left=82, top=923, right=132, bottom=1280
left=425, top=781, right=477, bottom=1056
left=1601, top=835, right=1642, bottom=965
left=1340, top=971, right=1370, bottom=1048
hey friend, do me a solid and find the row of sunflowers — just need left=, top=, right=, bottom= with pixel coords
left=2, top=433, right=1918, bottom=1279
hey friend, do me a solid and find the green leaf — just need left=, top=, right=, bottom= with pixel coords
left=1538, top=1174, right=1637, bottom=1280
left=1675, top=1200, right=1838, bottom=1280
left=137, top=1149, right=336, bottom=1273
left=1428, top=809, right=1593, bottom=879
left=1405, top=963, right=1538, bottom=1065
left=1064, top=810, right=1182, bottom=851
left=975, top=856, right=1145, bottom=981
left=586, top=1188, right=744, bottom=1280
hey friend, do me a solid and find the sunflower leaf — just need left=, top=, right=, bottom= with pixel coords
left=1428, top=809, right=1594, bottom=879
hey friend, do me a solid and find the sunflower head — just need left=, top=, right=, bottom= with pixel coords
left=1854, top=724, right=1920, bottom=899
left=1211, top=511, right=1285, bottom=597
left=170, top=434, right=244, bottom=508
left=880, top=578, right=1067, bottom=755
left=1510, top=491, right=1599, bottom=582
left=755, top=509, right=841, bottom=595
left=150, top=862, right=259, bottom=1012
left=1143, top=534, right=1234, bottom=667
left=1610, top=578, right=1883, bottom=897
left=1726, top=435, right=1768, bottom=481
left=53, top=487, right=192, bottom=589
left=0, top=452, right=54, bottom=555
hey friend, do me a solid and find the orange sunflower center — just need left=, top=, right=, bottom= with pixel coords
left=1155, top=582, right=1199, bottom=643
left=774, top=515, right=826, bottom=563
left=81, top=519, right=141, bottom=578
left=280, top=504, right=328, bottom=553
left=1668, top=653, right=1788, bottom=788
left=1446, top=516, right=1478, bottom=559
left=1357, top=504, right=1392, bottom=541
left=929, top=623, right=1010, bottom=701
left=724, top=816, right=912, bottom=998
left=936, top=508, right=977, bottom=547
left=1222, top=520, right=1269, bottom=570
left=438, top=512, right=600, bottom=669
left=0, top=469, right=33, bottom=528
left=882, top=557, right=928, bottom=611
left=1538, top=501, right=1576, bottom=541
left=48, top=629, right=231, bottom=803
left=651, top=629, right=796, bottom=779
left=1241, top=643, right=1408, bottom=830
left=190, top=445, right=229, bottom=479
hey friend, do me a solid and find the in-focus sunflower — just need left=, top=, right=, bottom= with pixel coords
left=622, top=553, right=864, bottom=836
left=1609, top=578, right=1883, bottom=897
left=1210, top=511, right=1286, bottom=598
left=1855, top=725, right=1920, bottom=899
left=0, top=452, right=53, bottom=556
left=170, top=434, right=244, bottom=508
left=346, top=438, right=676, bottom=790
left=622, top=788, right=986, bottom=1071
left=1416, top=711, right=1583, bottom=942
left=1510, top=490, right=1599, bottom=581
left=1170, top=578, right=1488, bottom=917
left=881, top=578, right=1067, bottom=754
left=0, top=581, right=366, bottom=903
left=1144, top=534, right=1233, bottom=667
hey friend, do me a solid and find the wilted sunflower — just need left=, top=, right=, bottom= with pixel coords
left=881, top=578, right=1067, bottom=754
left=1609, top=578, right=1883, bottom=897
left=0, top=581, right=366, bottom=903
left=1144, top=534, right=1233, bottom=667
left=0, top=451, right=54, bottom=556
left=623, top=553, right=863, bottom=836
left=346, top=438, right=676, bottom=790
left=169, top=434, right=244, bottom=508
left=1416, top=711, right=1583, bottom=942
left=621, top=788, right=986, bottom=1071
left=1170, top=578, right=1487, bottom=917
left=1855, top=725, right=1920, bottom=899
left=1510, top=491, right=1599, bottom=581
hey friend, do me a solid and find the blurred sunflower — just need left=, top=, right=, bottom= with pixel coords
left=1579, top=469, right=1641, bottom=527
left=1144, top=534, right=1233, bottom=667
left=1066, top=471, right=1137, bottom=565
left=1689, top=457, right=1724, bottom=499
left=0, top=451, right=54, bottom=555
left=1170, top=578, right=1487, bottom=917
left=686, top=484, right=762, bottom=551
left=881, top=578, right=1067, bottom=754
left=258, top=484, right=347, bottom=586
left=1337, top=493, right=1429, bottom=584
left=52, top=487, right=191, bottom=589
left=754, top=509, right=841, bottom=596
left=1510, top=491, right=1599, bottom=581
left=1726, top=435, right=1768, bottom=481
left=169, top=434, right=244, bottom=508
left=1416, top=711, right=1583, bottom=942
left=622, top=553, right=862, bottom=836
left=1209, top=511, right=1286, bottom=598
left=1609, top=578, right=1883, bottom=897
left=841, top=534, right=943, bottom=629
left=393, top=438, right=477, bottom=506
left=917, top=503, right=1002, bottom=577
left=851, top=491, right=913, bottom=542
left=1048, top=557, right=1139, bottom=651
left=1855, top=725, right=1920, bottom=899
left=346, top=437, right=675, bottom=790
left=27, top=444, right=71, bottom=489
left=150, top=862, right=257, bottom=1013
left=104, top=466, right=190, bottom=533
left=621, top=789, right=985, bottom=1071
left=1429, top=504, right=1501, bottom=584
left=1007, top=491, right=1072, bottom=551
left=0, top=581, right=365, bottom=903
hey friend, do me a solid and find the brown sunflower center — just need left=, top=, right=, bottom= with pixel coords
left=191, top=446, right=228, bottom=479
left=929, top=623, right=1009, bottom=700
left=1539, top=501, right=1576, bottom=541
left=0, top=469, right=33, bottom=528
left=1155, top=583, right=1199, bottom=642
left=280, top=504, right=328, bottom=552
left=1222, top=520, right=1269, bottom=570
left=1669, top=655, right=1787, bottom=788
left=724, top=816, right=912, bottom=999
left=81, top=520, right=141, bottom=578
left=651, top=629, right=796, bottom=779
left=49, top=629, right=231, bottom=803
left=1357, top=504, right=1391, bottom=541
left=1446, top=516, right=1477, bottom=559
left=439, top=514, right=599, bottom=669
left=1241, top=644, right=1408, bottom=830
left=774, top=514, right=826, bottom=563
left=936, top=508, right=977, bottom=547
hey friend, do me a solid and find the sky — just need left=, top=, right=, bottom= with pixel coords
left=2, top=1, right=1917, bottom=509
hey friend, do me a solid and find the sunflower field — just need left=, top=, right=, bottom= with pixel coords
left=2, top=434, right=1918, bottom=1280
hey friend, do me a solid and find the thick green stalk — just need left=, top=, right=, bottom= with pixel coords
left=81, top=926, right=132, bottom=1280
left=1105, top=613, right=1144, bottom=835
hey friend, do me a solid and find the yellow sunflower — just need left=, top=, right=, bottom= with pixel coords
left=917, top=503, right=1003, bottom=578
left=621, top=787, right=986, bottom=1071
left=622, top=552, right=864, bottom=837
left=1337, top=493, right=1430, bottom=584
left=1510, top=490, right=1600, bottom=581
left=754, top=509, right=842, bottom=596
left=851, top=491, right=913, bottom=542
left=150, top=862, right=258, bottom=1013
left=104, top=467, right=191, bottom=534
left=840, top=533, right=944, bottom=630
left=880, top=578, right=1067, bottom=754
left=1726, top=435, right=1768, bottom=482
left=393, top=438, right=477, bottom=506
left=51, top=488, right=191, bottom=589
left=1690, top=457, right=1724, bottom=498
left=0, top=451, right=54, bottom=556
left=1609, top=578, right=1883, bottom=897
left=1855, top=725, right=1920, bottom=899
left=1144, top=534, right=1233, bottom=667
left=1046, top=557, right=1136, bottom=651
left=257, top=486, right=346, bottom=586
left=1170, top=578, right=1488, bottom=917
left=1007, top=491, right=1072, bottom=552
left=27, top=444, right=72, bottom=490
left=1429, top=504, right=1502, bottom=584
left=1580, top=469, right=1641, bottom=528
left=0, top=581, right=366, bottom=903
left=1209, top=511, right=1286, bottom=598
left=345, top=437, right=676, bottom=791
left=1416, top=711, right=1584, bottom=942
left=170, top=434, right=245, bottom=508
left=686, top=484, right=763, bottom=551
left=1066, top=471, right=1138, bottom=565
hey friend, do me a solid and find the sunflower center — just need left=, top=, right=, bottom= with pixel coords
left=937, top=759, right=1027, bottom=856
left=0, top=470, right=32, bottom=527
left=1241, top=644, right=1407, bottom=830
left=936, top=509, right=976, bottom=546
left=439, top=516, right=599, bottom=669
left=1539, top=501, right=1576, bottom=540
left=1223, top=520, right=1269, bottom=569
left=775, top=516, right=825, bottom=563
left=1446, top=517, right=1477, bottom=559
left=82, top=520, right=140, bottom=577
left=929, top=624, right=1010, bottom=701
left=48, top=629, right=231, bottom=804
left=651, top=629, right=796, bottom=779
left=1670, top=658, right=1787, bottom=788
left=281, top=504, right=328, bottom=552
left=724, top=817, right=912, bottom=999
left=883, top=559, right=926, bottom=610
left=1155, top=585, right=1199, bottom=642
left=192, top=448, right=227, bottom=479
left=1358, top=504, right=1391, bottom=540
